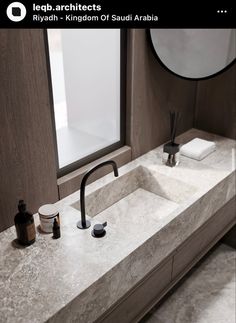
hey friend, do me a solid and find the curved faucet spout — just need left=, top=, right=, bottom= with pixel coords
left=77, top=160, right=119, bottom=229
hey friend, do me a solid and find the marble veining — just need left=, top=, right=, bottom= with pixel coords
left=141, top=243, right=236, bottom=323
left=0, top=129, right=235, bottom=323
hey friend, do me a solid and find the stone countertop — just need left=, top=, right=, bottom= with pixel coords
left=0, top=129, right=235, bottom=323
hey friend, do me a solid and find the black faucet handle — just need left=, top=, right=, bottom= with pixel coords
left=92, top=221, right=107, bottom=238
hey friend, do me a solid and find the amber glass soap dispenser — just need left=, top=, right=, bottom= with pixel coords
left=14, top=200, right=36, bottom=246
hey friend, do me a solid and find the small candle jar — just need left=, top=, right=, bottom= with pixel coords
left=38, top=204, right=59, bottom=233
left=162, top=142, right=180, bottom=167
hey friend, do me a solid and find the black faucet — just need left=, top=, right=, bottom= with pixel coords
left=77, top=160, right=119, bottom=229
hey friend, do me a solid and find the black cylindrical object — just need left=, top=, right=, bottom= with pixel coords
left=52, top=218, right=61, bottom=239
left=14, top=200, right=36, bottom=246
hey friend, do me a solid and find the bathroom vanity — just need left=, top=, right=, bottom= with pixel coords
left=0, top=129, right=235, bottom=323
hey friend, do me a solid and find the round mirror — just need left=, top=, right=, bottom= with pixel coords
left=149, top=29, right=236, bottom=80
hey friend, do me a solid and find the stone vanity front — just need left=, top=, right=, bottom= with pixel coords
left=0, top=129, right=235, bottom=323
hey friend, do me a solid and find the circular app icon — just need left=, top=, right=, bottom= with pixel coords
left=7, top=2, right=26, bottom=22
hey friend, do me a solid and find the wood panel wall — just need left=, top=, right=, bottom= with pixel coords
left=194, top=63, right=236, bottom=139
left=126, top=29, right=197, bottom=159
left=0, top=29, right=58, bottom=232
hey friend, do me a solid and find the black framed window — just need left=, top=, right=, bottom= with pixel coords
left=45, top=29, right=126, bottom=177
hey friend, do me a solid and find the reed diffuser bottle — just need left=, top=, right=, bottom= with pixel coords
left=162, top=110, right=180, bottom=167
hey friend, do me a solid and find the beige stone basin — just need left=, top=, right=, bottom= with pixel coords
left=71, top=166, right=197, bottom=220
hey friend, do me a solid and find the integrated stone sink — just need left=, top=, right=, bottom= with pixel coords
left=0, top=129, right=235, bottom=323
left=71, top=166, right=197, bottom=226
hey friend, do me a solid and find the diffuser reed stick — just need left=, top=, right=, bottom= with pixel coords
left=169, top=110, right=179, bottom=144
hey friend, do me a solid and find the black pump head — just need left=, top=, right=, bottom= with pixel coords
left=18, top=200, right=26, bottom=212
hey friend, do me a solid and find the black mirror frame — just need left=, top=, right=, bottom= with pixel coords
left=147, top=29, right=236, bottom=81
